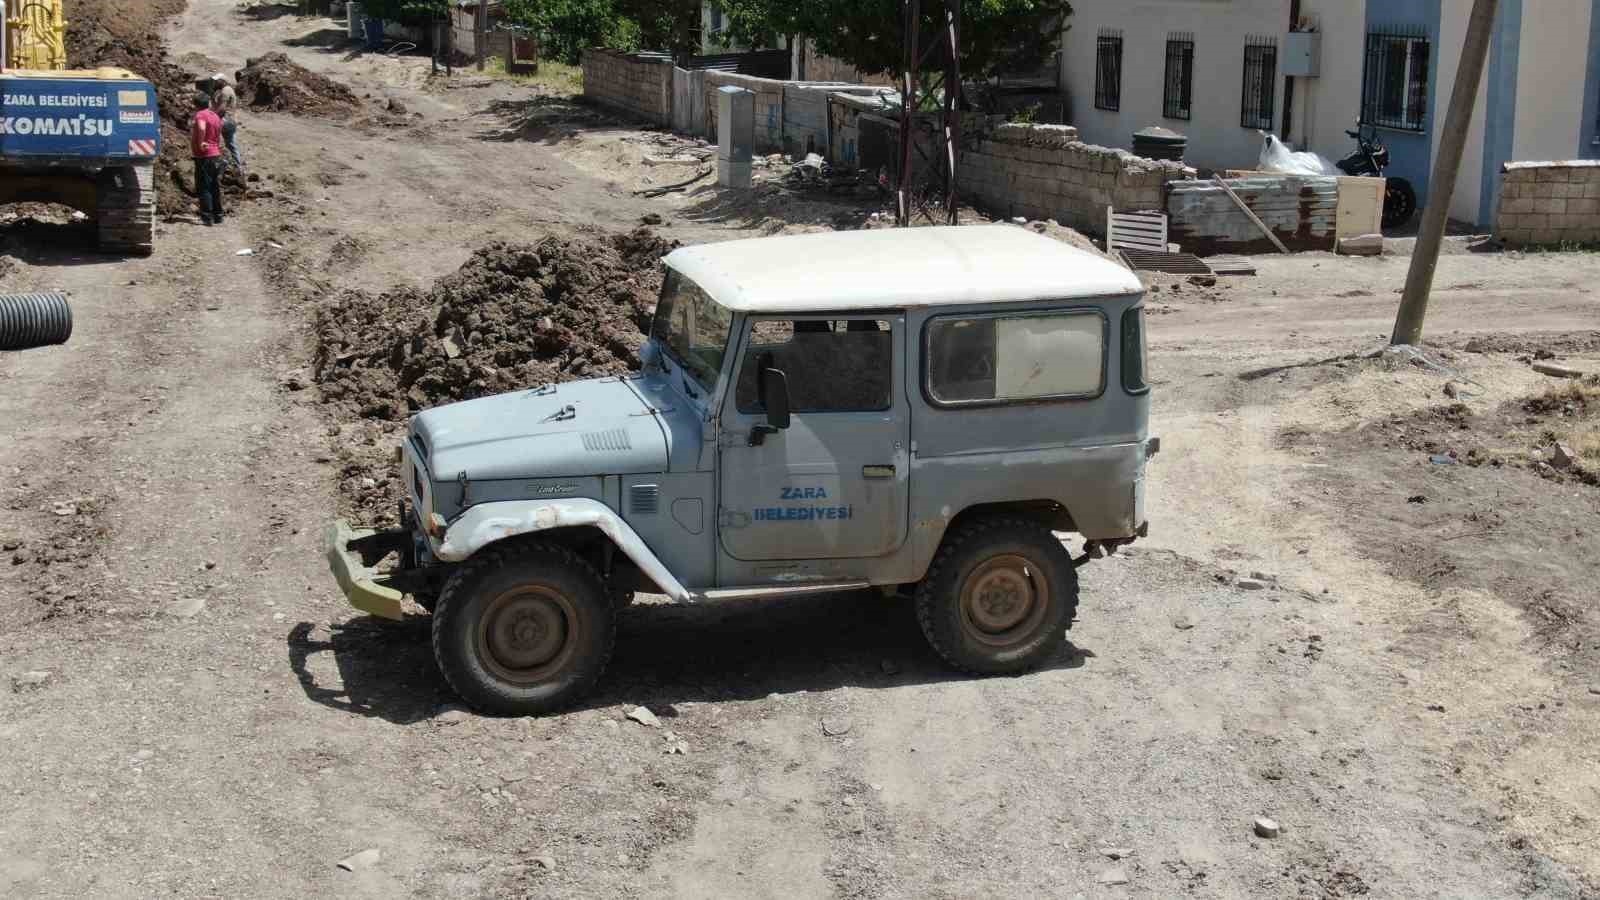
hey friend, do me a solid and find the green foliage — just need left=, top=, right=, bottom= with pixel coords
left=504, top=0, right=641, bottom=65
left=721, top=0, right=1072, bottom=79
left=360, top=0, right=447, bottom=26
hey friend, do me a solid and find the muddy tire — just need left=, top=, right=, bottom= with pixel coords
left=915, top=516, right=1078, bottom=674
left=431, top=541, right=616, bottom=715
left=96, top=163, right=155, bottom=257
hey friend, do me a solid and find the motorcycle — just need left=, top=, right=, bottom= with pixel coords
left=1337, top=123, right=1417, bottom=229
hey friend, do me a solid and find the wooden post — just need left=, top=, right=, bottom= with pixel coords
left=1391, top=0, right=1499, bottom=345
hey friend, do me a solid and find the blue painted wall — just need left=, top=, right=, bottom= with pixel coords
left=1583, top=0, right=1600, bottom=156
left=1365, top=0, right=1443, bottom=208
left=1480, top=0, right=1522, bottom=227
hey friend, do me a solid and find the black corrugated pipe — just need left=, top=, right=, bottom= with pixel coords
left=0, top=293, right=73, bottom=351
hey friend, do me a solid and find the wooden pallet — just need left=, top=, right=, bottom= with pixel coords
left=1106, top=207, right=1169, bottom=254
left=1118, top=248, right=1214, bottom=275
left=1206, top=255, right=1258, bottom=275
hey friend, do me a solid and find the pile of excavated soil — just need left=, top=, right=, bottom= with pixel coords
left=314, top=227, right=677, bottom=421
left=235, top=52, right=361, bottom=117
left=65, top=0, right=198, bottom=216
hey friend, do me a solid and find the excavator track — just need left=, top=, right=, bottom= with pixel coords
left=95, top=162, right=156, bottom=256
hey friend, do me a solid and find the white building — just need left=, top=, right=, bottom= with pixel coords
left=1060, top=0, right=1599, bottom=227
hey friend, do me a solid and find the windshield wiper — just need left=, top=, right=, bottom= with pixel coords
left=679, top=370, right=700, bottom=400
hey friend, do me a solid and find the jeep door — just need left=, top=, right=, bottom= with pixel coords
left=717, top=315, right=910, bottom=562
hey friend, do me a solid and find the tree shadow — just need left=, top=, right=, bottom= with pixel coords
left=283, top=28, right=352, bottom=51
left=470, top=97, right=626, bottom=146
left=288, top=590, right=1095, bottom=726
left=673, top=182, right=881, bottom=233
left=240, top=2, right=302, bottom=21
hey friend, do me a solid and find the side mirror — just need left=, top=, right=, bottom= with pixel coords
left=749, top=366, right=791, bottom=446
left=762, top=367, right=791, bottom=430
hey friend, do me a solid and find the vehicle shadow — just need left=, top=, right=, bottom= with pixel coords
left=287, top=591, right=1094, bottom=725
left=283, top=28, right=352, bottom=51
left=0, top=216, right=121, bottom=268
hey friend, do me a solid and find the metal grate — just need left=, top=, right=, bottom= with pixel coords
left=1095, top=28, right=1123, bottom=112
left=1163, top=33, right=1195, bottom=121
left=1362, top=25, right=1430, bottom=132
left=1120, top=249, right=1213, bottom=275
left=581, top=428, right=632, bottom=452
left=629, top=484, right=660, bottom=515
left=1240, top=36, right=1277, bottom=130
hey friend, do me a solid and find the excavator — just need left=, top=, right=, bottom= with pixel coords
left=0, top=0, right=160, bottom=254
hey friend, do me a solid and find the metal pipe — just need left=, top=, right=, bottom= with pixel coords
left=0, top=292, right=73, bottom=351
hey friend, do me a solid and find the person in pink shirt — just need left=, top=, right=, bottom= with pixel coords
left=190, top=93, right=225, bottom=225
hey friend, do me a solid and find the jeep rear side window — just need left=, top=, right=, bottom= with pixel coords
left=735, top=319, right=892, bottom=413
left=925, top=311, right=1105, bottom=405
left=1122, top=307, right=1148, bottom=394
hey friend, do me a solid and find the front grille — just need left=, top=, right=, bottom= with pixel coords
left=630, top=484, right=660, bottom=515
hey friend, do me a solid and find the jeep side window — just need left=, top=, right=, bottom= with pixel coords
left=925, top=310, right=1105, bottom=405
left=735, top=318, right=892, bottom=413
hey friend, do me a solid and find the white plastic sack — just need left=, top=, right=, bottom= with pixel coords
left=1257, top=133, right=1338, bottom=176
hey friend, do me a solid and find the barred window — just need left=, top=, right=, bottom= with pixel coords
left=1362, top=26, right=1430, bottom=131
left=1163, top=33, right=1195, bottom=121
left=1240, top=36, right=1277, bottom=130
left=1095, top=29, right=1123, bottom=112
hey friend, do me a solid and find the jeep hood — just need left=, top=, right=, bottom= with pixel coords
left=411, top=378, right=668, bottom=481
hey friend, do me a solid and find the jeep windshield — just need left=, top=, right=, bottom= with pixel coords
left=650, top=269, right=733, bottom=394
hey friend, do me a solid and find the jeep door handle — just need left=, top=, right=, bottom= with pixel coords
left=862, top=465, right=895, bottom=479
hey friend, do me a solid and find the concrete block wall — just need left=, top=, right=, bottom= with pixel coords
left=962, top=123, right=1191, bottom=234
left=1167, top=176, right=1339, bottom=254
left=704, top=71, right=785, bottom=152
left=581, top=49, right=673, bottom=126
left=1497, top=161, right=1600, bottom=246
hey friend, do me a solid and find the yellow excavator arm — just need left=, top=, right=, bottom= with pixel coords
left=3, top=0, right=68, bottom=71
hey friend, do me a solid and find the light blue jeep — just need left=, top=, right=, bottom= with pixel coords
left=328, top=225, right=1157, bottom=714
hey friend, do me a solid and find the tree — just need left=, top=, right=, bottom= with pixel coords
left=361, top=0, right=448, bottom=27
left=720, top=0, right=1072, bottom=81
left=502, top=0, right=645, bottom=64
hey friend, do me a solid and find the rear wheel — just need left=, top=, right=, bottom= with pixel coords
left=915, top=516, right=1078, bottom=674
left=1383, top=176, right=1417, bottom=230
left=96, top=163, right=155, bottom=256
left=432, top=542, right=616, bottom=715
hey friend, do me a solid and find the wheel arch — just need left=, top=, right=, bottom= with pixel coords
left=435, top=499, right=690, bottom=602
left=914, top=500, right=1076, bottom=582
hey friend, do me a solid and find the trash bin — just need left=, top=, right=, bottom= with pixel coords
left=363, top=16, right=384, bottom=51
left=1132, top=126, right=1188, bottom=163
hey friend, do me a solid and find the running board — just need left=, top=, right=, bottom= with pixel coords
left=691, top=581, right=871, bottom=602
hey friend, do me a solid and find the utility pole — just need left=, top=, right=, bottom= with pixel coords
left=1391, top=0, right=1499, bottom=345
left=475, top=0, right=487, bottom=71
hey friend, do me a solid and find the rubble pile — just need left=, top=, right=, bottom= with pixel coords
left=236, top=52, right=363, bottom=117
left=314, top=227, right=677, bottom=421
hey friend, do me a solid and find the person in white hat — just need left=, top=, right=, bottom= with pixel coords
left=209, top=73, right=243, bottom=175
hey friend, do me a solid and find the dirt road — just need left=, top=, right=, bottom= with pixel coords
left=1, top=2, right=1598, bottom=897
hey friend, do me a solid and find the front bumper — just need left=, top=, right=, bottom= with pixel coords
left=325, top=520, right=408, bottom=621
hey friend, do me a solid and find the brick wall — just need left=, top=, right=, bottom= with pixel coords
left=1497, top=161, right=1600, bottom=246
left=581, top=49, right=673, bottom=126
left=1167, top=176, right=1339, bottom=255
left=962, top=124, right=1192, bottom=234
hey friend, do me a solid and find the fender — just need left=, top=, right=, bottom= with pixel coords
left=434, top=498, right=692, bottom=603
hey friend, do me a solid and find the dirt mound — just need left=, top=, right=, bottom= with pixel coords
left=235, top=52, right=362, bottom=117
left=315, top=227, right=677, bottom=421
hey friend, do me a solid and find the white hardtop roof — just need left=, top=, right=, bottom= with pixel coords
left=662, top=225, right=1142, bottom=313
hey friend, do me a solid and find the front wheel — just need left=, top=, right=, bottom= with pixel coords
left=1383, top=176, right=1417, bottom=230
left=915, top=516, right=1078, bottom=674
left=431, top=542, right=616, bottom=715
